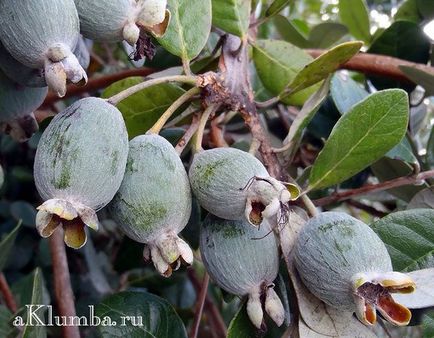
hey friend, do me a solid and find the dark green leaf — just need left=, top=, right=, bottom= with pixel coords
left=338, top=0, right=371, bottom=42
left=309, top=89, right=409, bottom=190
left=417, top=0, right=434, bottom=19
left=95, top=291, right=187, bottom=338
left=283, top=41, right=362, bottom=97
left=212, top=0, right=251, bottom=37
left=307, top=23, right=348, bottom=48
left=0, top=305, right=16, bottom=338
left=273, top=15, right=309, bottom=48
left=371, top=209, right=434, bottom=271
left=12, top=269, right=50, bottom=310
left=102, top=77, right=185, bottom=138
left=423, top=310, right=434, bottom=338
left=22, top=269, right=47, bottom=338
left=252, top=39, right=319, bottom=106
left=0, top=222, right=20, bottom=271
left=227, top=302, right=256, bottom=338
left=10, top=201, right=36, bottom=227
left=385, top=137, right=417, bottom=164
left=266, top=0, right=291, bottom=18
left=330, top=72, right=368, bottom=114
left=399, top=65, right=434, bottom=97
left=394, top=0, right=422, bottom=23
left=157, top=0, right=212, bottom=60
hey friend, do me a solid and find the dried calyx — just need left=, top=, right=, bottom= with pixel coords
left=200, top=215, right=285, bottom=329
left=294, top=212, right=415, bottom=327
left=189, top=147, right=299, bottom=228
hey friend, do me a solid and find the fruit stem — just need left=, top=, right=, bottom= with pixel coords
left=107, top=75, right=198, bottom=105
left=189, top=273, right=210, bottom=338
left=148, top=87, right=201, bottom=134
left=0, top=273, right=17, bottom=313
left=193, top=105, right=219, bottom=153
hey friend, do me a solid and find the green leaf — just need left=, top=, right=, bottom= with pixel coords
left=212, top=0, right=251, bottom=37
left=227, top=302, right=256, bottom=338
left=102, top=77, right=185, bottom=138
left=385, top=137, right=417, bottom=164
left=0, top=305, right=16, bottom=338
left=273, top=15, right=309, bottom=48
left=252, top=39, right=319, bottom=106
left=399, top=65, right=434, bottom=97
left=371, top=209, right=434, bottom=271
left=10, top=201, right=36, bottom=227
left=338, top=0, right=371, bottom=43
left=157, top=0, right=212, bottom=61
left=330, top=72, right=368, bottom=114
left=309, top=89, right=409, bottom=190
left=266, top=0, right=291, bottom=17
left=423, top=310, right=434, bottom=338
left=408, top=188, right=434, bottom=210
left=307, top=23, right=348, bottom=48
left=95, top=291, right=187, bottom=338
left=0, top=222, right=20, bottom=271
left=394, top=0, right=422, bottom=23
left=22, top=269, right=47, bottom=338
left=417, top=0, right=434, bottom=19
left=283, top=41, right=362, bottom=97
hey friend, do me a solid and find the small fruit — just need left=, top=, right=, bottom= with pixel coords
left=200, top=214, right=284, bottom=329
left=0, top=0, right=87, bottom=97
left=109, top=134, right=193, bottom=277
left=189, top=147, right=299, bottom=227
left=34, top=97, right=128, bottom=249
left=0, top=70, right=47, bottom=141
left=294, top=211, right=415, bottom=326
left=75, top=0, right=168, bottom=47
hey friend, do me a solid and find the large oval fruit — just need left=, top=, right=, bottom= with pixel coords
left=109, top=134, right=193, bottom=277
left=200, top=214, right=284, bottom=328
left=294, top=211, right=415, bottom=327
left=34, top=97, right=128, bottom=249
left=0, top=0, right=87, bottom=97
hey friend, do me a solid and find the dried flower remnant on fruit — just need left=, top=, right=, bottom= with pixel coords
left=34, top=98, right=128, bottom=249
left=189, top=147, right=299, bottom=228
left=109, top=134, right=193, bottom=277
left=200, top=215, right=285, bottom=329
left=294, top=212, right=415, bottom=327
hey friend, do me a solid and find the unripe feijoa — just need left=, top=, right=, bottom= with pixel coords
left=294, top=212, right=415, bottom=327
left=200, top=214, right=284, bottom=328
left=109, top=134, right=193, bottom=277
left=0, top=70, right=47, bottom=141
left=189, top=147, right=299, bottom=227
left=0, top=0, right=87, bottom=97
left=34, top=97, right=128, bottom=249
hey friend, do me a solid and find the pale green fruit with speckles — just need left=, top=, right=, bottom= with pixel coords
left=109, top=134, right=193, bottom=277
left=34, top=97, right=128, bottom=249
left=0, top=0, right=87, bottom=97
left=200, top=214, right=284, bottom=329
left=0, top=70, right=47, bottom=141
left=189, top=147, right=298, bottom=227
left=294, top=212, right=415, bottom=327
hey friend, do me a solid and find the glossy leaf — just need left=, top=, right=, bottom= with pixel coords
left=339, top=0, right=371, bottom=42
left=102, top=77, right=185, bottom=138
left=330, top=72, right=368, bottom=114
left=227, top=302, right=256, bottom=338
left=371, top=209, right=434, bottom=272
left=212, top=0, right=251, bottom=37
left=22, top=269, right=47, bottom=338
left=266, top=0, right=291, bottom=17
left=157, top=0, right=212, bottom=60
left=96, top=291, right=187, bottom=338
left=399, top=65, right=434, bottom=97
left=252, top=39, right=319, bottom=106
left=0, top=222, right=20, bottom=271
left=394, top=268, right=434, bottom=308
left=283, top=41, right=362, bottom=97
left=307, top=23, right=348, bottom=48
left=309, top=89, right=409, bottom=190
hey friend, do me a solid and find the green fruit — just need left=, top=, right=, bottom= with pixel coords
left=200, top=214, right=284, bottom=328
left=110, top=134, right=192, bottom=277
left=294, top=211, right=415, bottom=327
left=34, top=97, right=128, bottom=249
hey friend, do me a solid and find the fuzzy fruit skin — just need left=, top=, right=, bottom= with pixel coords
left=110, top=134, right=192, bottom=243
left=34, top=97, right=128, bottom=211
left=0, top=0, right=79, bottom=68
left=189, top=147, right=269, bottom=221
left=0, top=71, right=47, bottom=123
left=75, top=0, right=136, bottom=43
left=294, top=212, right=392, bottom=311
left=200, top=214, right=279, bottom=296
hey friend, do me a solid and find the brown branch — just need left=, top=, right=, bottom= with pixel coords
left=0, top=273, right=17, bottom=313
left=313, top=169, right=434, bottom=207
left=306, top=50, right=429, bottom=84
left=42, top=67, right=157, bottom=107
left=190, top=273, right=210, bottom=338
left=175, top=113, right=201, bottom=155
left=49, top=230, right=80, bottom=338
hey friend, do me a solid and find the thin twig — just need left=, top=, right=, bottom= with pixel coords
left=49, top=230, right=80, bottom=338
left=190, top=273, right=210, bottom=338
left=194, top=105, right=218, bottom=153
left=107, top=75, right=198, bottom=105
left=0, top=273, right=17, bottom=313
left=313, top=169, right=434, bottom=207
left=175, top=113, right=201, bottom=155
left=148, top=87, right=201, bottom=134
